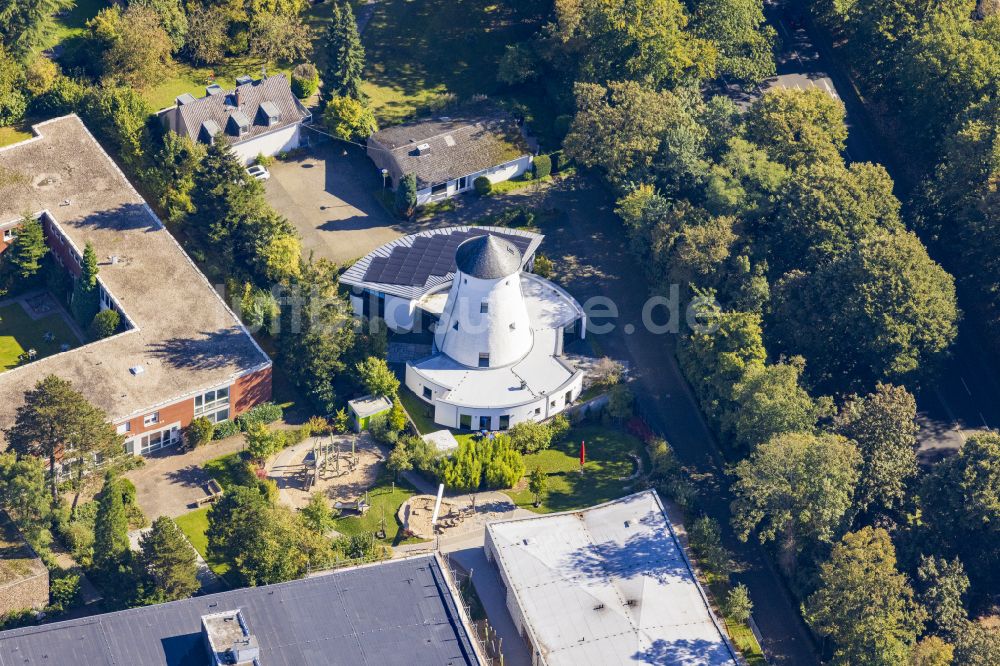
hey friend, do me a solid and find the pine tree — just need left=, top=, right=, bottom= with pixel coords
left=71, top=242, right=100, bottom=326
left=8, top=213, right=48, bottom=281
left=138, top=516, right=199, bottom=603
left=323, top=0, right=365, bottom=100
left=94, top=476, right=130, bottom=569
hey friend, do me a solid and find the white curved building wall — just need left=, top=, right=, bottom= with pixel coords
left=434, top=270, right=532, bottom=368
left=406, top=363, right=583, bottom=431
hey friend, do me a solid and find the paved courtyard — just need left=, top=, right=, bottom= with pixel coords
left=125, top=437, right=246, bottom=519
left=264, top=138, right=449, bottom=264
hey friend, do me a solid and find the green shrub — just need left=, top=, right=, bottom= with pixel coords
left=532, top=154, right=552, bottom=179
left=213, top=419, right=242, bottom=440
left=394, top=174, right=417, bottom=218
left=533, top=253, right=554, bottom=279
left=89, top=309, right=121, bottom=339
left=548, top=413, right=571, bottom=441
left=291, top=63, right=319, bottom=99
left=186, top=416, right=215, bottom=447
left=474, top=176, right=492, bottom=195
left=235, top=402, right=283, bottom=430
left=49, top=572, right=81, bottom=609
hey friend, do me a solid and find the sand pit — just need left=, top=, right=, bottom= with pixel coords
left=398, top=495, right=458, bottom=540
left=267, top=434, right=384, bottom=510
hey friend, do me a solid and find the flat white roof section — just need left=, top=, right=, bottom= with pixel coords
left=487, top=491, right=739, bottom=666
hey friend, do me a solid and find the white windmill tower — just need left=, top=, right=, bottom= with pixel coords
left=434, top=234, right=532, bottom=368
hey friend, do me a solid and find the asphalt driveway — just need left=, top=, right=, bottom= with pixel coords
left=264, top=137, right=448, bottom=265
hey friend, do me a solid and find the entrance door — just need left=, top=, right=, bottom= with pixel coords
left=479, top=415, right=491, bottom=430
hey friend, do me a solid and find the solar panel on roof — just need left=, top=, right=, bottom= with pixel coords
left=361, top=229, right=533, bottom=287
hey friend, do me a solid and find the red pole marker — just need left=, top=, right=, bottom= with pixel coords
left=580, top=440, right=586, bottom=467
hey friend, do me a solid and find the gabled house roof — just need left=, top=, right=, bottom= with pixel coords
left=368, top=114, right=531, bottom=189
left=174, top=74, right=310, bottom=146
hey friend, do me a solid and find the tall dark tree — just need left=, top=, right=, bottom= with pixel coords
left=0, top=0, right=74, bottom=58
left=0, top=452, right=52, bottom=546
left=323, top=1, right=365, bottom=100
left=6, top=375, right=122, bottom=498
left=916, top=555, right=969, bottom=640
left=94, top=476, right=130, bottom=569
left=71, top=242, right=100, bottom=327
left=7, top=213, right=47, bottom=281
left=833, top=383, right=919, bottom=517
left=138, top=516, right=199, bottom=603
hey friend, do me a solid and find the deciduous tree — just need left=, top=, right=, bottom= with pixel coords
left=805, top=527, right=926, bottom=666
left=731, top=431, right=860, bottom=568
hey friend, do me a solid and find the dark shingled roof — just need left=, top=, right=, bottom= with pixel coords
left=369, top=115, right=530, bottom=189
left=0, top=556, right=481, bottom=666
left=455, top=234, right=522, bottom=279
left=175, top=75, right=310, bottom=146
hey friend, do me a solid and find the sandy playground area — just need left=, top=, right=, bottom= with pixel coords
left=266, top=434, right=384, bottom=510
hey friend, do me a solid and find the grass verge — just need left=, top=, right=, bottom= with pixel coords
left=509, top=425, right=646, bottom=513
left=333, top=472, right=425, bottom=546
left=174, top=506, right=232, bottom=581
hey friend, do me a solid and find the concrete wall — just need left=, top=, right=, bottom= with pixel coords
left=231, top=125, right=302, bottom=165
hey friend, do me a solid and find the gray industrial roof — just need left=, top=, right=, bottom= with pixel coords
left=369, top=115, right=530, bottom=189
left=339, top=226, right=542, bottom=300
left=173, top=74, right=310, bottom=146
left=0, top=555, right=482, bottom=666
left=455, top=234, right=522, bottom=280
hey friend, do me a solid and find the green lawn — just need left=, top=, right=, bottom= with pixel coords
left=360, top=0, right=542, bottom=124
left=143, top=62, right=294, bottom=112
left=46, top=0, right=107, bottom=48
left=333, top=473, right=425, bottom=546
left=398, top=387, right=437, bottom=435
left=202, top=452, right=250, bottom=490
left=0, top=301, right=81, bottom=372
left=0, top=126, right=32, bottom=148
left=510, top=425, right=647, bottom=513
left=174, top=507, right=232, bottom=580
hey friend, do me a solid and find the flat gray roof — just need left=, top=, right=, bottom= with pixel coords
left=0, top=116, right=270, bottom=433
left=0, top=555, right=482, bottom=666
left=487, top=491, right=739, bottom=666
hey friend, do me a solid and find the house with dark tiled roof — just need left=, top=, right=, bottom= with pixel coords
left=159, top=74, right=312, bottom=164
left=367, top=113, right=534, bottom=205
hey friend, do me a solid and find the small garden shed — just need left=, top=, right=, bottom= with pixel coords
left=347, top=394, right=393, bottom=432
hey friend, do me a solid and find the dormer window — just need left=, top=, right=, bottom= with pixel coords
left=259, top=101, right=281, bottom=127
left=480, top=302, right=489, bottom=314
left=229, top=110, right=251, bottom=137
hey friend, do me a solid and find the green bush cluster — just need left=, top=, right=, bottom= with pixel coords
left=473, top=176, right=492, bottom=195
left=291, top=63, right=319, bottom=99
left=439, top=435, right=525, bottom=492
left=532, top=154, right=552, bottom=179
left=211, top=402, right=283, bottom=440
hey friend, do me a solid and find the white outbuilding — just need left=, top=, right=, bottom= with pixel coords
left=339, top=227, right=586, bottom=431
left=485, top=490, right=740, bottom=666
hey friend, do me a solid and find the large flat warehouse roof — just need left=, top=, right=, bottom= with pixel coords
left=0, top=115, right=270, bottom=432
left=0, top=554, right=483, bottom=666
left=487, top=490, right=739, bottom=666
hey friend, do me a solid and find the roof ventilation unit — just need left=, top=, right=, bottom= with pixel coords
left=129, top=366, right=144, bottom=376
left=205, top=83, right=224, bottom=96
left=235, top=74, right=254, bottom=86
left=416, top=143, right=431, bottom=155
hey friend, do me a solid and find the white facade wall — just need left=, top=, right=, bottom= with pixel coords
left=404, top=367, right=584, bottom=431
left=435, top=270, right=532, bottom=368
left=231, top=124, right=302, bottom=165
left=415, top=155, right=534, bottom=206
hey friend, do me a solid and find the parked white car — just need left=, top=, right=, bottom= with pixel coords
left=247, top=164, right=270, bottom=181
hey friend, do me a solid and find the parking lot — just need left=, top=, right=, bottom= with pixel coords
left=264, top=137, right=447, bottom=265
